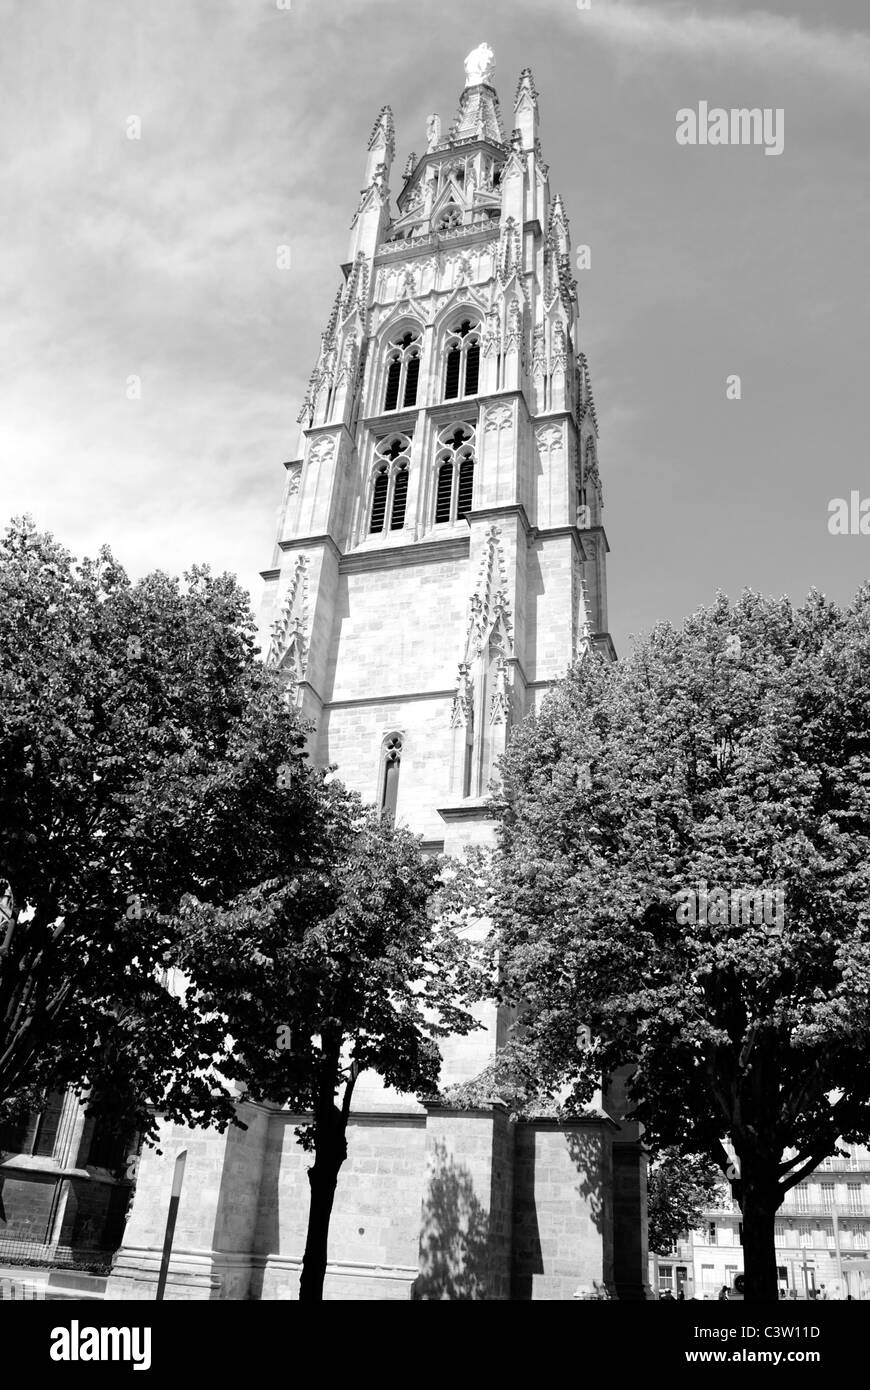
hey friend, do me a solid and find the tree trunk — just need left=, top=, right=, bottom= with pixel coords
left=740, top=1162, right=781, bottom=1301
left=298, top=1096, right=348, bottom=1303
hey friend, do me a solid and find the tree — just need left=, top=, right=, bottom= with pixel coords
left=647, top=1149, right=724, bottom=1255
left=0, top=517, right=316, bottom=1140
left=176, top=798, right=480, bottom=1303
left=491, top=588, right=870, bottom=1300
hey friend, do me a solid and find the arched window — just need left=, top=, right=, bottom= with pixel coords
left=442, top=318, right=481, bottom=401
left=380, top=734, right=402, bottom=824
left=433, top=423, right=475, bottom=525
left=369, top=434, right=413, bottom=534
left=382, top=328, right=422, bottom=412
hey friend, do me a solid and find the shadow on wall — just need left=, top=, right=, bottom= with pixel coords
left=414, top=1140, right=491, bottom=1300
left=565, top=1126, right=607, bottom=1234
left=511, top=1120, right=610, bottom=1300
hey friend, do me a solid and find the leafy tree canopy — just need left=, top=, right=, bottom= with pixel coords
left=647, top=1149, right=725, bottom=1255
left=491, top=587, right=870, bottom=1297
left=0, top=517, right=315, bottom=1140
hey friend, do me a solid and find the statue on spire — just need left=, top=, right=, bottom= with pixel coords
left=464, top=42, right=495, bottom=88
left=425, top=114, right=441, bottom=152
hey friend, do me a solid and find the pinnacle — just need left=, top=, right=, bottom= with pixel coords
left=367, top=104, right=395, bottom=153
left=514, top=67, right=539, bottom=107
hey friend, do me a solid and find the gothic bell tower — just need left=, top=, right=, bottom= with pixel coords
left=109, top=45, right=649, bottom=1305
left=261, top=45, right=613, bottom=864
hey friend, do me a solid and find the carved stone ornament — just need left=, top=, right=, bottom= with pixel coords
left=484, top=403, right=512, bottom=432
left=464, top=42, right=495, bottom=88
left=309, top=435, right=336, bottom=466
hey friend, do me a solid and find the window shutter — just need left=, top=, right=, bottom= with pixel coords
left=384, top=357, right=401, bottom=411
left=457, top=454, right=474, bottom=519
left=444, top=346, right=461, bottom=400
left=464, top=342, right=480, bottom=396
left=435, top=460, right=453, bottom=523
left=390, top=464, right=409, bottom=529
left=370, top=468, right=389, bottom=532
left=403, top=353, right=420, bottom=408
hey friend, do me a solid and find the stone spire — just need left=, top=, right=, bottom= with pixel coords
left=513, top=66, right=539, bottom=149
left=347, top=104, right=394, bottom=263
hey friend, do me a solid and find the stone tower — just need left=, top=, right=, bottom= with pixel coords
left=107, top=46, right=649, bottom=1301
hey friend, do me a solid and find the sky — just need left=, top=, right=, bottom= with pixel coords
left=1, top=0, right=869, bottom=656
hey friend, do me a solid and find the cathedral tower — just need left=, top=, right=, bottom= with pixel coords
left=261, top=44, right=612, bottom=858
left=107, top=46, right=649, bottom=1302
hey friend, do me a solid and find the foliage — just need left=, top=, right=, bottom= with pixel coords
left=0, top=517, right=315, bottom=1141
left=176, top=797, right=481, bottom=1300
left=491, top=588, right=870, bottom=1297
left=177, top=802, right=482, bottom=1125
left=647, top=1149, right=726, bottom=1254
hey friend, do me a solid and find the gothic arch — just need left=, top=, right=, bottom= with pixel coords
left=431, top=290, right=489, bottom=338
left=437, top=308, right=484, bottom=403
left=373, top=315, right=425, bottom=414
left=365, top=432, right=413, bottom=535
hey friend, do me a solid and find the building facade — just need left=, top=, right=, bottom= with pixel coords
left=0, top=1091, right=132, bottom=1270
left=654, top=1144, right=870, bottom=1299
left=106, top=44, right=649, bottom=1301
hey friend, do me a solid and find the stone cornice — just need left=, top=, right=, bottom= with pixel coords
left=340, top=535, right=469, bottom=573
left=465, top=503, right=533, bottom=533
left=436, top=795, right=494, bottom=824
left=465, top=507, right=605, bottom=561
left=420, top=1098, right=509, bottom=1117
left=325, top=689, right=455, bottom=711
left=517, top=1112, right=620, bottom=1132
left=278, top=534, right=342, bottom=562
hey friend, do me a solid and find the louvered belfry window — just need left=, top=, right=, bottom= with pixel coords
left=457, top=453, right=474, bottom=519
left=403, top=353, right=420, bottom=408
left=369, top=467, right=389, bottom=533
left=433, top=423, right=475, bottom=525
left=384, top=358, right=401, bottom=411
left=435, top=460, right=453, bottom=523
left=383, top=328, right=422, bottom=411
left=390, top=463, right=409, bottom=529
left=442, top=318, right=481, bottom=401
left=464, top=341, right=480, bottom=396
left=444, top=346, right=461, bottom=400
left=369, top=434, right=413, bottom=535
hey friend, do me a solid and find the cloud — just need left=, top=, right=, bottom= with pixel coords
left=579, top=1, right=870, bottom=93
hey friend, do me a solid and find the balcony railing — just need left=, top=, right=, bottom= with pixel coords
left=781, top=1205, right=865, bottom=1219
left=377, top=219, right=500, bottom=257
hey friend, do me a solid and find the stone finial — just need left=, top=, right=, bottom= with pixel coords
left=464, top=42, right=495, bottom=88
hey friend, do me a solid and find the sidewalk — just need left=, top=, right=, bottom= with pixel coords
left=0, top=1265, right=107, bottom=1300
